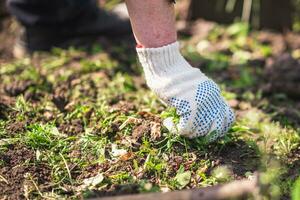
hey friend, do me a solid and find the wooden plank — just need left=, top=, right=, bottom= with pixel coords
left=90, top=175, right=260, bottom=200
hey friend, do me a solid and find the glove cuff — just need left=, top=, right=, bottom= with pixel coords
left=137, top=41, right=199, bottom=77
left=136, top=41, right=208, bottom=95
left=136, top=42, right=181, bottom=73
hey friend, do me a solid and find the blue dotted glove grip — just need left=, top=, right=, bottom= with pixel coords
left=168, top=80, right=235, bottom=141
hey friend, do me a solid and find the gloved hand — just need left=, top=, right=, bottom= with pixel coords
left=137, top=42, right=235, bottom=141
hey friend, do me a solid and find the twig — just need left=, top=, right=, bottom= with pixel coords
left=0, top=174, right=9, bottom=184
left=242, top=0, right=253, bottom=23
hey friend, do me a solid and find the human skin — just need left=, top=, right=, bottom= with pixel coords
left=125, top=0, right=177, bottom=48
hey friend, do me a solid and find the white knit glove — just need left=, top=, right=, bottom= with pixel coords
left=137, top=42, right=235, bottom=141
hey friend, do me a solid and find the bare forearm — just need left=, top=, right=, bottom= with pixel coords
left=125, top=0, right=177, bottom=48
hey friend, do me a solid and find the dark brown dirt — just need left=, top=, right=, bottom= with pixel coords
left=58, top=119, right=84, bottom=136
left=0, top=145, right=52, bottom=200
left=280, top=147, right=300, bottom=200
left=264, top=54, right=300, bottom=99
left=24, top=90, right=44, bottom=102
left=0, top=103, right=9, bottom=119
left=209, top=140, right=260, bottom=179
left=0, top=145, right=34, bottom=166
left=77, top=163, right=109, bottom=181
left=167, top=155, right=185, bottom=173
left=4, top=80, right=34, bottom=97
left=269, top=102, right=300, bottom=127
left=0, top=95, right=14, bottom=120
left=0, top=95, right=15, bottom=106
left=77, top=162, right=141, bottom=198
left=51, top=84, right=70, bottom=112
left=6, top=121, right=26, bottom=136
left=287, top=147, right=300, bottom=180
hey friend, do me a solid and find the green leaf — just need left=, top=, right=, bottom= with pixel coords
left=82, top=173, right=104, bottom=188
left=226, top=22, right=249, bottom=37
left=292, top=176, right=300, bottom=200
left=175, top=169, right=191, bottom=189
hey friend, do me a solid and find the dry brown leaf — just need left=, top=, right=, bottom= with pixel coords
left=119, top=152, right=135, bottom=161
left=119, top=117, right=143, bottom=130
left=150, top=121, right=161, bottom=140
left=132, top=123, right=150, bottom=139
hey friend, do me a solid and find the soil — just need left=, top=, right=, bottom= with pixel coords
left=58, top=119, right=84, bottom=136
left=0, top=95, right=14, bottom=120
left=51, top=84, right=70, bottom=112
left=264, top=53, right=300, bottom=99
left=4, top=80, right=34, bottom=97
left=287, top=148, right=300, bottom=180
left=6, top=121, right=26, bottom=136
left=0, top=145, right=52, bottom=200
left=209, top=140, right=260, bottom=179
